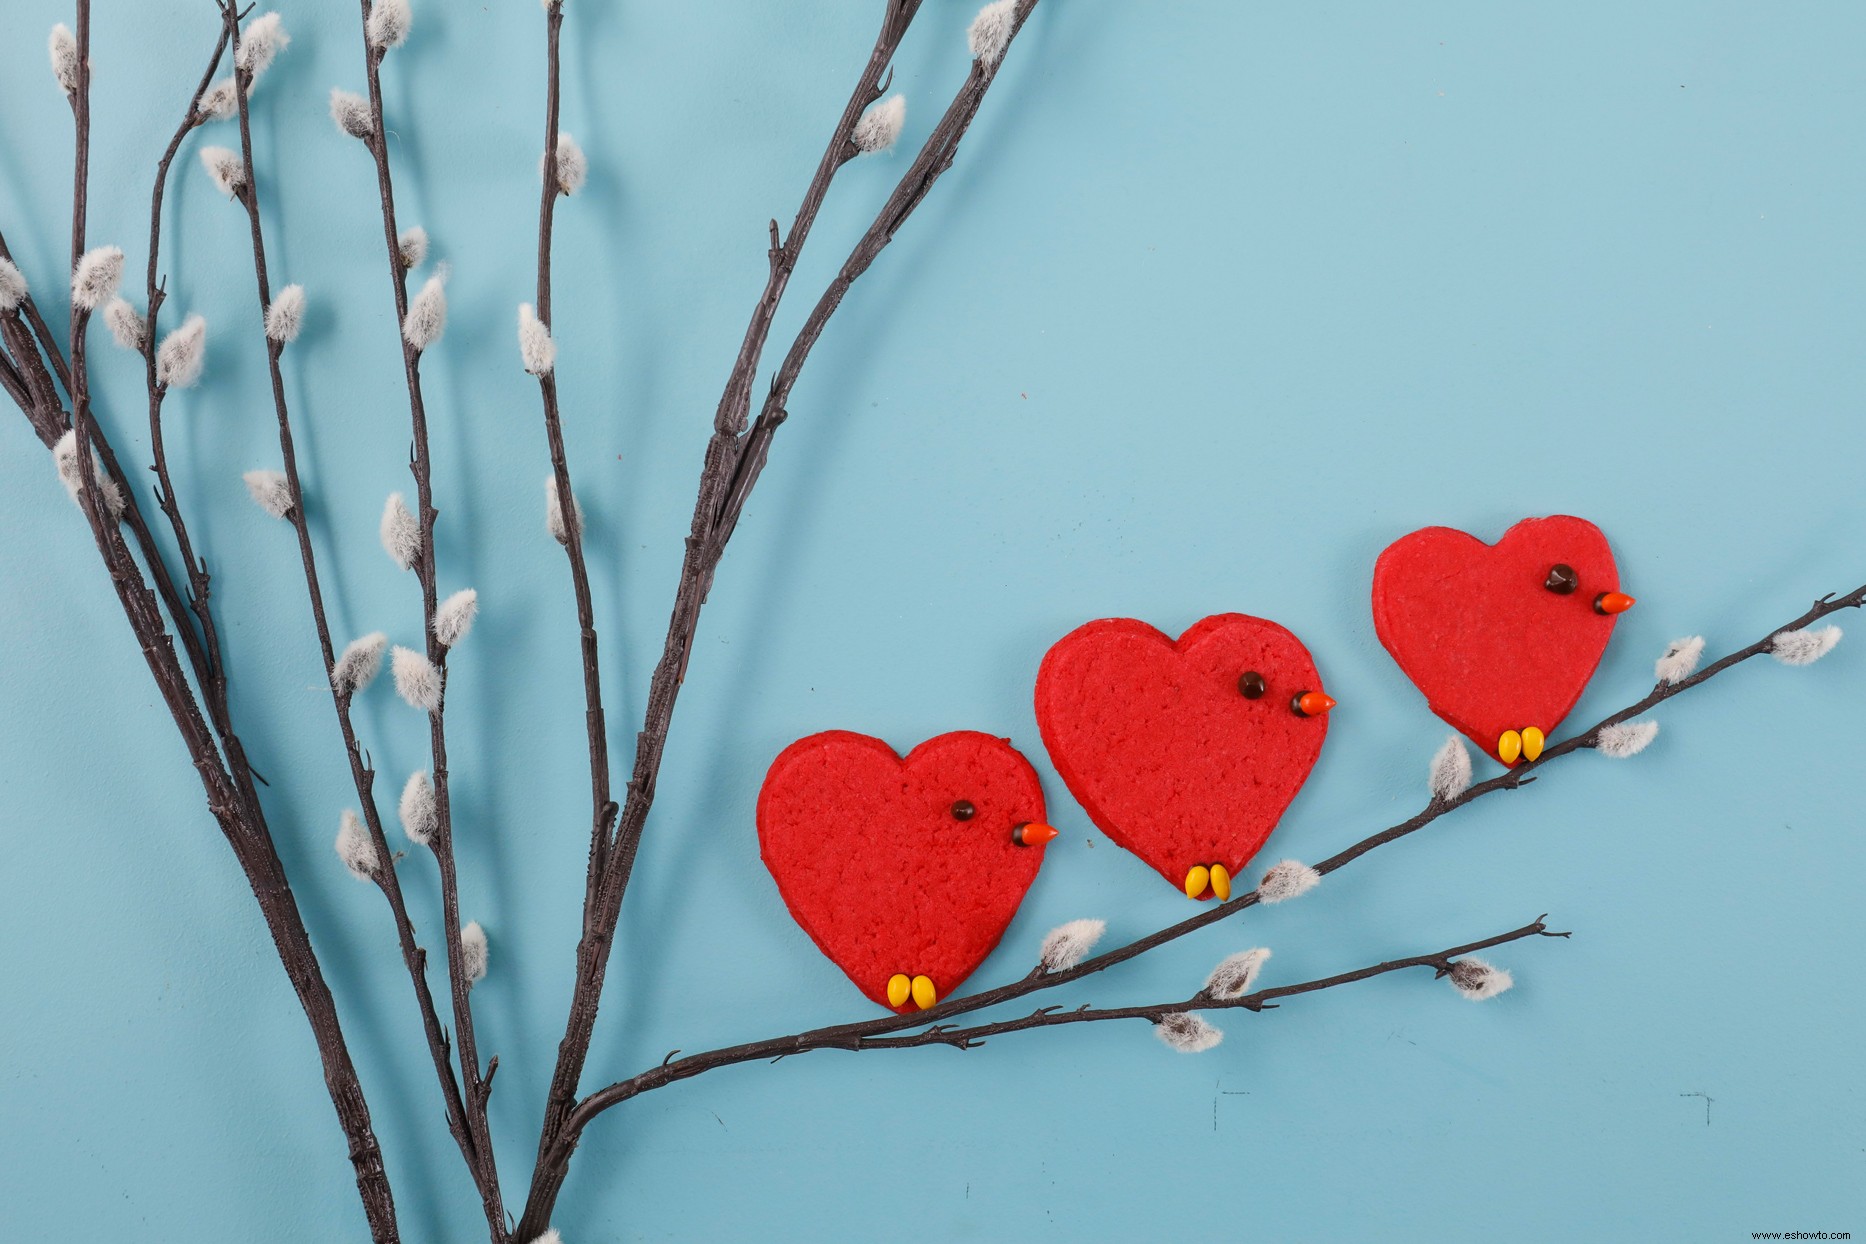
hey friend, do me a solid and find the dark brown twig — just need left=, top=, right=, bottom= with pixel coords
left=550, top=576, right=1863, bottom=1149
left=351, top=3, right=505, bottom=1232
left=133, top=10, right=249, bottom=778
left=516, top=5, right=1040, bottom=1233
left=16, top=6, right=402, bottom=1239
left=528, top=0, right=617, bottom=933
left=0, top=228, right=72, bottom=394
left=515, top=6, right=928, bottom=1231
left=545, top=919, right=1563, bottom=1170
left=217, top=6, right=494, bottom=1229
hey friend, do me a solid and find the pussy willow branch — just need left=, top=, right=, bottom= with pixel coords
left=352, top=2, right=505, bottom=1228
left=218, top=6, right=495, bottom=1229
left=1, top=216, right=216, bottom=700
left=556, top=576, right=1865, bottom=1139
left=520, top=5, right=927, bottom=1213
left=0, top=227, right=70, bottom=436
left=716, top=0, right=1041, bottom=545
left=515, top=6, right=923, bottom=1227
left=109, top=1, right=275, bottom=945
left=551, top=919, right=1563, bottom=1154
left=528, top=0, right=616, bottom=932
left=4, top=7, right=402, bottom=1239
left=137, top=10, right=236, bottom=714
left=0, top=229, right=71, bottom=394
left=65, top=0, right=114, bottom=564
left=872, top=918, right=1568, bottom=1051
left=518, top=5, right=1038, bottom=1233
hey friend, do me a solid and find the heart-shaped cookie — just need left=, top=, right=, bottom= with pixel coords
left=757, top=730, right=1052, bottom=1011
left=1034, top=615, right=1331, bottom=898
left=1372, top=515, right=1628, bottom=763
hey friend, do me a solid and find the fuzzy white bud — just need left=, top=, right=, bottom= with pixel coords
left=402, top=270, right=448, bottom=351
left=199, top=146, right=246, bottom=198
left=335, top=809, right=379, bottom=880
left=103, top=297, right=146, bottom=351
left=392, top=645, right=442, bottom=713
left=434, top=588, right=478, bottom=649
left=53, top=429, right=126, bottom=520
left=1428, top=734, right=1473, bottom=803
left=49, top=24, right=80, bottom=95
left=1771, top=625, right=1841, bottom=667
left=545, top=475, right=583, bottom=546
left=1447, top=957, right=1513, bottom=1001
left=531, top=1231, right=563, bottom=1244
left=968, top=0, right=1016, bottom=66
left=397, top=226, right=428, bottom=269
left=243, top=468, right=294, bottom=519
left=517, top=303, right=556, bottom=375
left=399, top=770, right=436, bottom=846
left=366, top=0, right=413, bottom=51
left=155, top=314, right=208, bottom=388
left=1153, top=1012, right=1222, bottom=1054
left=263, top=283, right=306, bottom=344
left=1655, top=635, right=1705, bottom=685
left=0, top=257, right=27, bottom=312
left=1038, top=918, right=1104, bottom=972
left=379, top=492, right=420, bottom=570
left=331, top=631, right=388, bottom=695
left=460, top=921, right=489, bottom=985
left=71, top=246, right=125, bottom=311
left=851, top=94, right=906, bottom=155
left=236, top=13, right=290, bottom=80
left=542, top=133, right=587, bottom=196
left=198, top=79, right=238, bottom=121
left=1257, top=860, right=1321, bottom=904
left=1204, top=947, right=1271, bottom=1001
left=330, top=89, right=374, bottom=141
left=1595, top=719, right=1659, bottom=759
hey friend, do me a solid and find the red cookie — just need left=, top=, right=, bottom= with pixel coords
left=757, top=731, right=1050, bottom=1011
left=1034, top=615, right=1331, bottom=897
left=1372, top=515, right=1628, bottom=763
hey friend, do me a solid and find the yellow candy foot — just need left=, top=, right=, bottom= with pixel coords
left=1184, top=865, right=1211, bottom=899
left=886, top=973, right=912, bottom=1008
left=1497, top=729, right=1523, bottom=764
left=911, top=974, right=937, bottom=1011
left=1521, top=726, right=1545, bottom=762
left=1210, top=864, right=1232, bottom=901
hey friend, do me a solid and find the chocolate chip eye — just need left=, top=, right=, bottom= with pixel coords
left=950, top=800, right=975, bottom=821
left=1545, top=564, right=1579, bottom=594
left=1237, top=671, right=1267, bottom=699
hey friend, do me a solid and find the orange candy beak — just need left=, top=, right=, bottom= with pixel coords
left=1595, top=591, right=1636, bottom=615
left=1013, top=822, right=1059, bottom=847
left=1293, top=691, right=1336, bottom=717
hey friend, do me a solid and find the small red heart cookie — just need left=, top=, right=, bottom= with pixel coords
left=757, top=731, right=1050, bottom=1011
left=1372, top=515, right=1628, bottom=763
left=1034, top=615, right=1331, bottom=897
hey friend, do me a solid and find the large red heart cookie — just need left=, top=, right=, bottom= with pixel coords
left=757, top=731, right=1051, bottom=1011
left=1372, top=515, right=1628, bottom=763
left=1034, top=615, right=1331, bottom=898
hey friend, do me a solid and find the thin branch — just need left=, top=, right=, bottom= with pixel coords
left=219, top=5, right=490, bottom=1226
left=15, top=7, right=401, bottom=1239
left=516, top=5, right=1040, bottom=1233
left=558, top=575, right=1864, bottom=1137
left=554, top=918, right=1562, bottom=1148
left=351, top=3, right=505, bottom=1232
left=528, top=0, right=617, bottom=932
left=137, top=10, right=242, bottom=758
left=0, top=228, right=72, bottom=394
left=716, top=0, right=1042, bottom=544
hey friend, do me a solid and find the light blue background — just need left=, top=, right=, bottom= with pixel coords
left=3, top=2, right=1862, bottom=1240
